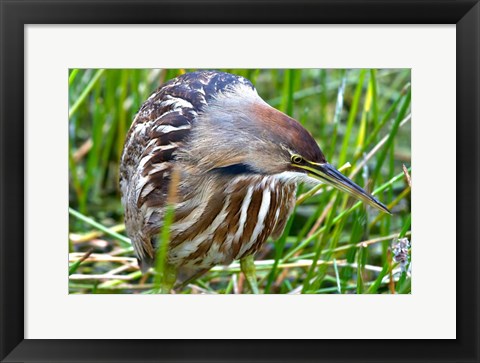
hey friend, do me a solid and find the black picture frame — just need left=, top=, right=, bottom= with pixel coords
left=1, top=1, right=478, bottom=362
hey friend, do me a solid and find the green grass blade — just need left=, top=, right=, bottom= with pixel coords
left=153, top=204, right=175, bottom=292
left=69, top=69, right=80, bottom=86
left=371, top=89, right=411, bottom=185
left=69, top=207, right=131, bottom=247
left=338, top=69, right=366, bottom=166
left=69, top=69, right=105, bottom=119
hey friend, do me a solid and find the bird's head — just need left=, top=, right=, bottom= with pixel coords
left=184, top=80, right=390, bottom=214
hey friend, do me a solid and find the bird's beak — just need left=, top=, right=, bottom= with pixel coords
left=306, top=162, right=391, bottom=214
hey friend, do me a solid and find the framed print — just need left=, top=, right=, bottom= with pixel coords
left=1, top=1, right=479, bottom=362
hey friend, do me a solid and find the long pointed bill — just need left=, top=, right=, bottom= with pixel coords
left=306, top=163, right=391, bottom=214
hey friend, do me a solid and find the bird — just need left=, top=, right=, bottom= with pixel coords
left=119, top=70, right=390, bottom=293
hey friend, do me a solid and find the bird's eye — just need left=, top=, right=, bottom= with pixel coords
left=291, top=154, right=304, bottom=164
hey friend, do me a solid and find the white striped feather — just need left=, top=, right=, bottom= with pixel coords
left=170, top=196, right=231, bottom=264
left=237, top=186, right=271, bottom=258
left=233, top=185, right=254, bottom=242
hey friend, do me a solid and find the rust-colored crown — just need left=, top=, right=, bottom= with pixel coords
left=251, top=101, right=326, bottom=164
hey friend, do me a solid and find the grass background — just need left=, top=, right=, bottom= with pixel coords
left=69, top=68, right=411, bottom=294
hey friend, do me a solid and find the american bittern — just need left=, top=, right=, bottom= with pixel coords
left=120, top=70, right=389, bottom=293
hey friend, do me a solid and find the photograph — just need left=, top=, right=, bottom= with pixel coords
left=68, top=68, right=412, bottom=294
